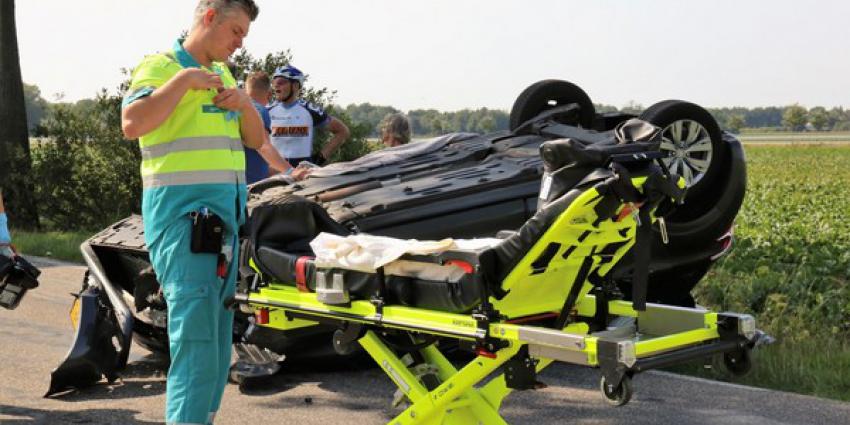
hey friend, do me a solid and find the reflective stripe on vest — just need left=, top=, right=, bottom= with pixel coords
left=140, top=136, right=243, bottom=161
left=142, top=170, right=246, bottom=188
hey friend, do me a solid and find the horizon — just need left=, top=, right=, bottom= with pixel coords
left=15, top=0, right=850, bottom=111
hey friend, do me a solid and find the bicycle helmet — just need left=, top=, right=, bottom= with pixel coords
left=273, top=65, right=305, bottom=83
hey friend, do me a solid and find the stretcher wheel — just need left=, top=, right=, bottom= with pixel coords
left=599, top=375, right=633, bottom=407
left=722, top=349, right=752, bottom=376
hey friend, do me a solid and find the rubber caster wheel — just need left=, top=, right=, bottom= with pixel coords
left=723, top=349, right=752, bottom=377
left=600, top=375, right=633, bottom=407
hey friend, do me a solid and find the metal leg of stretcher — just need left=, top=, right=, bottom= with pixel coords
left=359, top=331, right=520, bottom=425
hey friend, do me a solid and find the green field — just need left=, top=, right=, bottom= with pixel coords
left=738, top=132, right=850, bottom=143
left=674, top=144, right=850, bottom=401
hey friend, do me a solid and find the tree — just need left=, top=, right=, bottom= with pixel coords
left=808, top=106, right=829, bottom=131
left=478, top=115, right=496, bottom=133
left=23, top=83, right=49, bottom=133
left=621, top=100, right=644, bottom=115
left=32, top=88, right=143, bottom=230
left=782, top=104, right=808, bottom=131
left=0, top=0, right=39, bottom=228
left=827, top=107, right=845, bottom=131
left=727, top=115, right=746, bottom=133
left=344, top=103, right=401, bottom=137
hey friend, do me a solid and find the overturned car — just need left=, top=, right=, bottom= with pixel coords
left=47, top=79, right=746, bottom=396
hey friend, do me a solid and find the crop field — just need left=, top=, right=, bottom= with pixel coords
left=738, top=131, right=850, bottom=144
left=676, top=143, right=850, bottom=400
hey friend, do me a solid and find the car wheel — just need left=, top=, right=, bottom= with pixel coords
left=639, top=100, right=724, bottom=196
left=509, top=79, right=595, bottom=130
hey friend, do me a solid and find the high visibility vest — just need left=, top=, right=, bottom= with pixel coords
left=134, top=52, right=245, bottom=189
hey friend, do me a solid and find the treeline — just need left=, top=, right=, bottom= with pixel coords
left=342, top=102, right=850, bottom=137
left=27, top=94, right=850, bottom=143
left=344, top=103, right=510, bottom=137
left=707, top=105, right=850, bottom=132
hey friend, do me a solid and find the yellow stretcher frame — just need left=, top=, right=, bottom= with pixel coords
left=234, top=286, right=758, bottom=425
left=231, top=172, right=760, bottom=424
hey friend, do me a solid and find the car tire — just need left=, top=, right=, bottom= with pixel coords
left=639, top=100, right=724, bottom=199
left=509, top=79, right=595, bottom=130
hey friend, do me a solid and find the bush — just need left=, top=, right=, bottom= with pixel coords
left=315, top=107, right=376, bottom=163
left=31, top=89, right=141, bottom=231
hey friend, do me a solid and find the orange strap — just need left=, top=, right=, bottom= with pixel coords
left=295, top=256, right=310, bottom=292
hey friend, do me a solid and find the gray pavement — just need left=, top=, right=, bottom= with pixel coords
left=1, top=260, right=849, bottom=424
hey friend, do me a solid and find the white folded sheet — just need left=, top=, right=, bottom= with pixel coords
left=309, top=232, right=501, bottom=278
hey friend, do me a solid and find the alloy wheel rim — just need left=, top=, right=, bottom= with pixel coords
left=659, top=119, right=713, bottom=187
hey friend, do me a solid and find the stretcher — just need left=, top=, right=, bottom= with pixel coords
left=228, top=122, right=764, bottom=424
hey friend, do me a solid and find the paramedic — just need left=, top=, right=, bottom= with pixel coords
left=120, top=0, right=263, bottom=423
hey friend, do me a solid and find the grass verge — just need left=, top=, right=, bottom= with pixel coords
left=674, top=144, right=850, bottom=402
left=9, top=229, right=90, bottom=263
left=666, top=336, right=850, bottom=402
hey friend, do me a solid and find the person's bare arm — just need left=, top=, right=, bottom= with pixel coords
left=255, top=141, right=312, bottom=180
left=320, top=116, right=350, bottom=160
left=0, top=190, right=5, bottom=214
left=257, top=139, right=294, bottom=174
left=122, top=69, right=223, bottom=139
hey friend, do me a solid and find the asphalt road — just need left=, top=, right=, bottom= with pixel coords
left=2, top=259, right=849, bottom=424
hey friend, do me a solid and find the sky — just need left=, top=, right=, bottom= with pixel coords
left=14, top=0, right=850, bottom=112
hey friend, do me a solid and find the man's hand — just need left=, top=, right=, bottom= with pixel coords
left=179, top=68, right=223, bottom=91
left=213, top=88, right=252, bottom=113
left=291, top=167, right=312, bottom=181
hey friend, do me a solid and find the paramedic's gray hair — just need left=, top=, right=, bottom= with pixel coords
left=194, top=0, right=259, bottom=26
left=380, top=113, right=412, bottom=145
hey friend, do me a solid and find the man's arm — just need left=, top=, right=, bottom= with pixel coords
left=238, top=106, right=266, bottom=150
left=257, top=139, right=294, bottom=174
left=319, top=116, right=350, bottom=161
left=256, top=141, right=311, bottom=180
left=122, top=68, right=223, bottom=140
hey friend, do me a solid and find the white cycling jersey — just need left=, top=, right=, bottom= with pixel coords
left=267, top=99, right=329, bottom=159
